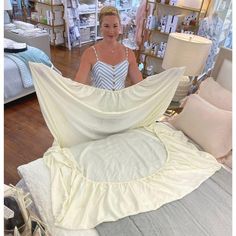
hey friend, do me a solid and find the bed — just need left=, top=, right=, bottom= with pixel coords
left=4, top=38, right=52, bottom=104
left=16, top=47, right=232, bottom=236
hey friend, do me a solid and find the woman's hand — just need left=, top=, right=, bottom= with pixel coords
left=127, top=49, right=143, bottom=85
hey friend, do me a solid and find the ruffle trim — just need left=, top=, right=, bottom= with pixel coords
left=44, top=123, right=221, bottom=229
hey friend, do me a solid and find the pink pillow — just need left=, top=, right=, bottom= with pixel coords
left=198, top=77, right=232, bottom=111
left=224, top=152, right=232, bottom=168
left=169, top=94, right=232, bottom=158
left=218, top=151, right=232, bottom=169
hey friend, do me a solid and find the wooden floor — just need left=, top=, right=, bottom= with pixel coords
left=4, top=44, right=90, bottom=185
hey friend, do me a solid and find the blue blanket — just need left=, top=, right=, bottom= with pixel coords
left=5, top=46, right=52, bottom=88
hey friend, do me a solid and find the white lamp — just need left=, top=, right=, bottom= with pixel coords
left=162, top=33, right=212, bottom=102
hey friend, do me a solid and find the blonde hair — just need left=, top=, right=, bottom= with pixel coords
left=99, top=6, right=121, bottom=25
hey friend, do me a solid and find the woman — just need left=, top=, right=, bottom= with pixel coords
left=75, top=6, right=142, bottom=90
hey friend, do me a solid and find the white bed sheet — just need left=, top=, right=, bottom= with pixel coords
left=17, top=122, right=222, bottom=233
left=18, top=158, right=99, bottom=236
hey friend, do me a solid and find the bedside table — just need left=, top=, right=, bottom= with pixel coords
left=166, top=101, right=183, bottom=115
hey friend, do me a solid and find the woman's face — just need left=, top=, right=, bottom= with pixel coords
left=100, top=15, right=121, bottom=42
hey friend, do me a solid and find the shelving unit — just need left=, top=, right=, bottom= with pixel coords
left=64, top=0, right=98, bottom=49
left=31, top=0, right=66, bottom=46
left=28, top=0, right=37, bottom=13
left=64, top=0, right=133, bottom=49
left=139, top=0, right=211, bottom=76
left=97, top=0, right=133, bottom=40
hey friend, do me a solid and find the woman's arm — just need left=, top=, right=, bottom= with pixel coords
left=74, top=48, right=93, bottom=85
left=127, top=49, right=143, bottom=85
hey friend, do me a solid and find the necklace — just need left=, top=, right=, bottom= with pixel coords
left=100, top=42, right=118, bottom=54
left=110, top=46, right=117, bottom=53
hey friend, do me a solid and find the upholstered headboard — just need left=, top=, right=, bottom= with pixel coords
left=4, top=11, right=11, bottom=24
left=211, top=47, right=232, bottom=92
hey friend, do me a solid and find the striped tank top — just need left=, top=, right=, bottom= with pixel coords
left=91, top=46, right=129, bottom=91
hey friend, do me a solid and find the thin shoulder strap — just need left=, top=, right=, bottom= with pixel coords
left=125, top=47, right=129, bottom=60
left=92, top=46, right=99, bottom=61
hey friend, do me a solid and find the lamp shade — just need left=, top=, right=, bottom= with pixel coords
left=4, top=0, right=12, bottom=10
left=162, top=33, right=212, bottom=76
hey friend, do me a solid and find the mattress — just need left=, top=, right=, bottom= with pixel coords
left=97, top=167, right=232, bottom=236
left=17, top=139, right=231, bottom=236
left=17, top=119, right=231, bottom=236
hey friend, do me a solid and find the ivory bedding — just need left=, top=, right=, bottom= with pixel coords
left=18, top=162, right=231, bottom=236
left=22, top=63, right=221, bottom=231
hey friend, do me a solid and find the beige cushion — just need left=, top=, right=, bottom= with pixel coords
left=216, top=59, right=232, bottom=92
left=198, top=77, right=232, bottom=111
left=169, top=94, right=232, bottom=158
left=224, top=152, right=232, bottom=168
left=218, top=151, right=232, bottom=169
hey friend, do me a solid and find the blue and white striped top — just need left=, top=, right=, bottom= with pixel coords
left=91, top=46, right=129, bottom=91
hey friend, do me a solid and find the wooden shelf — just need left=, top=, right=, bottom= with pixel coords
left=80, top=39, right=95, bottom=45
left=141, top=51, right=164, bottom=60
left=30, top=19, right=64, bottom=27
left=35, top=1, right=63, bottom=6
left=80, top=24, right=98, bottom=29
left=146, top=28, right=169, bottom=35
left=145, top=25, right=198, bottom=35
left=34, top=2, right=66, bottom=47
left=78, top=11, right=96, bottom=15
left=140, top=0, right=210, bottom=74
left=156, top=2, right=201, bottom=12
left=50, top=41, right=65, bottom=46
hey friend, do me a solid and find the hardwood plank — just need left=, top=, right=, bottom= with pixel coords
left=4, top=94, right=53, bottom=185
left=50, top=45, right=89, bottom=79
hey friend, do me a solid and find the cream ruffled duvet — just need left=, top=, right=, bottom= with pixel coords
left=29, top=63, right=221, bottom=230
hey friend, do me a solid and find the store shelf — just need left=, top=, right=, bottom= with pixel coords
left=141, top=51, right=164, bottom=60
left=35, top=1, right=63, bottom=6
left=80, top=23, right=99, bottom=29
left=117, top=7, right=132, bottom=11
left=146, top=25, right=197, bottom=35
left=156, top=2, right=202, bottom=12
left=64, top=0, right=133, bottom=49
left=80, top=39, right=95, bottom=44
left=31, top=19, right=64, bottom=27
left=33, top=1, right=66, bottom=46
left=147, top=29, right=169, bottom=35
left=78, top=11, right=96, bottom=15
left=140, top=0, right=211, bottom=75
